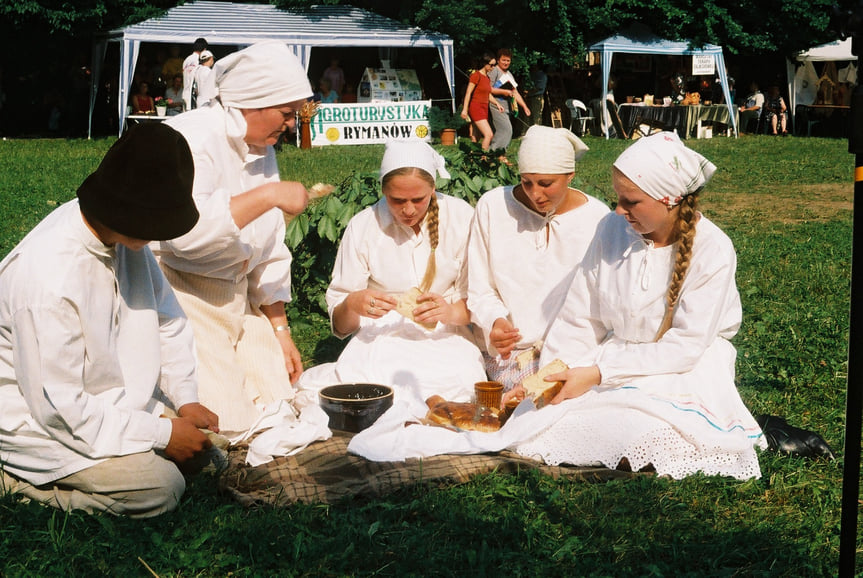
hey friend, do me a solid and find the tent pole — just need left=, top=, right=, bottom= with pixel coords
left=840, top=29, right=863, bottom=578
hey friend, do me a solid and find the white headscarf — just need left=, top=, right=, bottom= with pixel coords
left=204, top=42, right=313, bottom=109
left=517, top=125, right=589, bottom=174
left=613, top=131, right=716, bottom=206
left=379, top=140, right=451, bottom=181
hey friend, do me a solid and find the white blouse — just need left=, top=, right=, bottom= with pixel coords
left=326, top=193, right=475, bottom=338
left=152, top=102, right=293, bottom=308
left=0, top=201, right=199, bottom=485
left=467, top=186, right=610, bottom=354
left=541, top=212, right=743, bottom=383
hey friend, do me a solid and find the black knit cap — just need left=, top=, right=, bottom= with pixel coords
left=77, top=123, right=198, bottom=241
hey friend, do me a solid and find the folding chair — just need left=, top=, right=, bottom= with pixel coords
left=630, top=108, right=668, bottom=139
left=605, top=99, right=629, bottom=139
left=565, top=99, right=595, bottom=136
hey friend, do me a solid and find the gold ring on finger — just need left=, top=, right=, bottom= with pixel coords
left=370, top=297, right=376, bottom=307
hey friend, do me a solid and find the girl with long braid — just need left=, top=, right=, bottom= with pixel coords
left=298, top=140, right=485, bottom=402
left=506, top=132, right=766, bottom=480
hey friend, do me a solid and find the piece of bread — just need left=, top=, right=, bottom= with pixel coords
left=514, top=346, right=539, bottom=370
left=395, top=287, right=436, bottom=330
left=521, top=358, right=568, bottom=409
left=425, top=396, right=501, bottom=432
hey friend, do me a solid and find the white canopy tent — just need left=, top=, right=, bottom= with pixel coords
left=786, top=38, right=857, bottom=122
left=589, top=30, right=736, bottom=138
left=88, top=1, right=456, bottom=137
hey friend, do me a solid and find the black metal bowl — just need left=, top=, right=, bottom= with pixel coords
left=318, top=383, right=394, bottom=433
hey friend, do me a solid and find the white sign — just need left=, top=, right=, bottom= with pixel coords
left=692, top=55, right=715, bottom=76
left=305, top=101, right=431, bottom=146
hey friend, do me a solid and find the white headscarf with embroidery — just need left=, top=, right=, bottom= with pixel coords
left=613, top=132, right=716, bottom=206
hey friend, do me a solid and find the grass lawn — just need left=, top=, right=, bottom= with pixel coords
left=0, top=133, right=855, bottom=576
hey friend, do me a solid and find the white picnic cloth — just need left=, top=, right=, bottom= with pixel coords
left=347, top=388, right=572, bottom=462
left=228, top=393, right=333, bottom=467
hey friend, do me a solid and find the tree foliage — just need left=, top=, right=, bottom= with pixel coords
left=0, top=0, right=175, bottom=35
left=276, top=0, right=843, bottom=66
left=0, top=0, right=848, bottom=62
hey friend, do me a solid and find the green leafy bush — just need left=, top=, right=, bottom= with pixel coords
left=426, top=105, right=467, bottom=133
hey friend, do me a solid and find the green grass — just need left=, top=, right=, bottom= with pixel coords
left=0, top=134, right=856, bottom=576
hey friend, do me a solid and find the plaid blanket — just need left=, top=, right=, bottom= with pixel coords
left=219, top=431, right=633, bottom=506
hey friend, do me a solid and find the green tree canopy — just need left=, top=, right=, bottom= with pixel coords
left=276, top=0, right=843, bottom=68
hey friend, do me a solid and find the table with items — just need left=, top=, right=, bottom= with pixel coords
left=618, top=104, right=738, bottom=139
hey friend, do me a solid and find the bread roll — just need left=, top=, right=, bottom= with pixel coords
left=521, top=358, right=568, bottom=409
left=425, top=396, right=501, bottom=432
left=396, top=287, right=436, bottom=330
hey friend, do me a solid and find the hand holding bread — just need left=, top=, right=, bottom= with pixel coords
left=500, top=359, right=602, bottom=409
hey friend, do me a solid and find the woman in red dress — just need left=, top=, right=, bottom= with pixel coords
left=131, top=81, right=156, bottom=114
left=460, top=52, right=505, bottom=150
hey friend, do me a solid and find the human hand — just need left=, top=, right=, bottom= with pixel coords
left=501, top=384, right=525, bottom=409
left=177, top=403, right=220, bottom=433
left=548, top=366, right=601, bottom=404
left=348, top=289, right=397, bottom=320
left=165, top=417, right=212, bottom=465
left=490, top=317, right=521, bottom=359
left=271, top=181, right=310, bottom=216
left=274, top=329, right=304, bottom=384
left=413, top=292, right=453, bottom=326
left=461, top=111, right=469, bottom=119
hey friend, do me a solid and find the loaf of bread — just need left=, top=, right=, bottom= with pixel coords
left=395, top=287, right=437, bottom=330
left=521, top=358, right=568, bottom=409
left=425, top=395, right=501, bottom=432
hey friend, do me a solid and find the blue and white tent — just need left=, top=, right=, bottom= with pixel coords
left=589, top=30, right=736, bottom=137
left=89, top=1, right=455, bottom=137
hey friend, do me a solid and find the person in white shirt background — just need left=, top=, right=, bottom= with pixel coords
left=164, top=73, right=184, bottom=116
left=297, top=140, right=485, bottom=403
left=192, top=49, right=215, bottom=108
left=151, top=42, right=313, bottom=434
left=467, top=125, right=609, bottom=390
left=505, top=132, right=765, bottom=480
left=182, top=37, right=209, bottom=111
left=0, top=123, right=219, bottom=517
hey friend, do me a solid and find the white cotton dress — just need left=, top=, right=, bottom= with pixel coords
left=297, top=193, right=486, bottom=403
left=516, top=212, right=766, bottom=480
left=467, top=185, right=609, bottom=388
left=150, top=102, right=297, bottom=433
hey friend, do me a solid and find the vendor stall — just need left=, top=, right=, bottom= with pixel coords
left=590, top=28, right=736, bottom=138
left=89, top=1, right=455, bottom=137
left=787, top=38, right=857, bottom=133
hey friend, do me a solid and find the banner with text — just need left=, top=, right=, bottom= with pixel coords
left=306, top=101, right=431, bottom=146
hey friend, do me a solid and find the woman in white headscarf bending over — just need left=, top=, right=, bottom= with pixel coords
left=467, top=125, right=610, bottom=391
left=298, top=140, right=485, bottom=403
left=506, top=132, right=766, bottom=480
left=150, top=42, right=313, bottom=434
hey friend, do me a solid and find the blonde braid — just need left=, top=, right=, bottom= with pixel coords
left=418, top=191, right=439, bottom=293
left=382, top=167, right=439, bottom=293
left=655, top=194, right=698, bottom=340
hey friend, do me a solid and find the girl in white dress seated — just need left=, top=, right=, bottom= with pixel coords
left=467, top=125, right=610, bottom=390
left=298, top=141, right=485, bottom=402
left=506, top=132, right=766, bottom=480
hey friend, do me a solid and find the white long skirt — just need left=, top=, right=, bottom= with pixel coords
left=298, top=311, right=486, bottom=404
left=515, top=339, right=765, bottom=480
